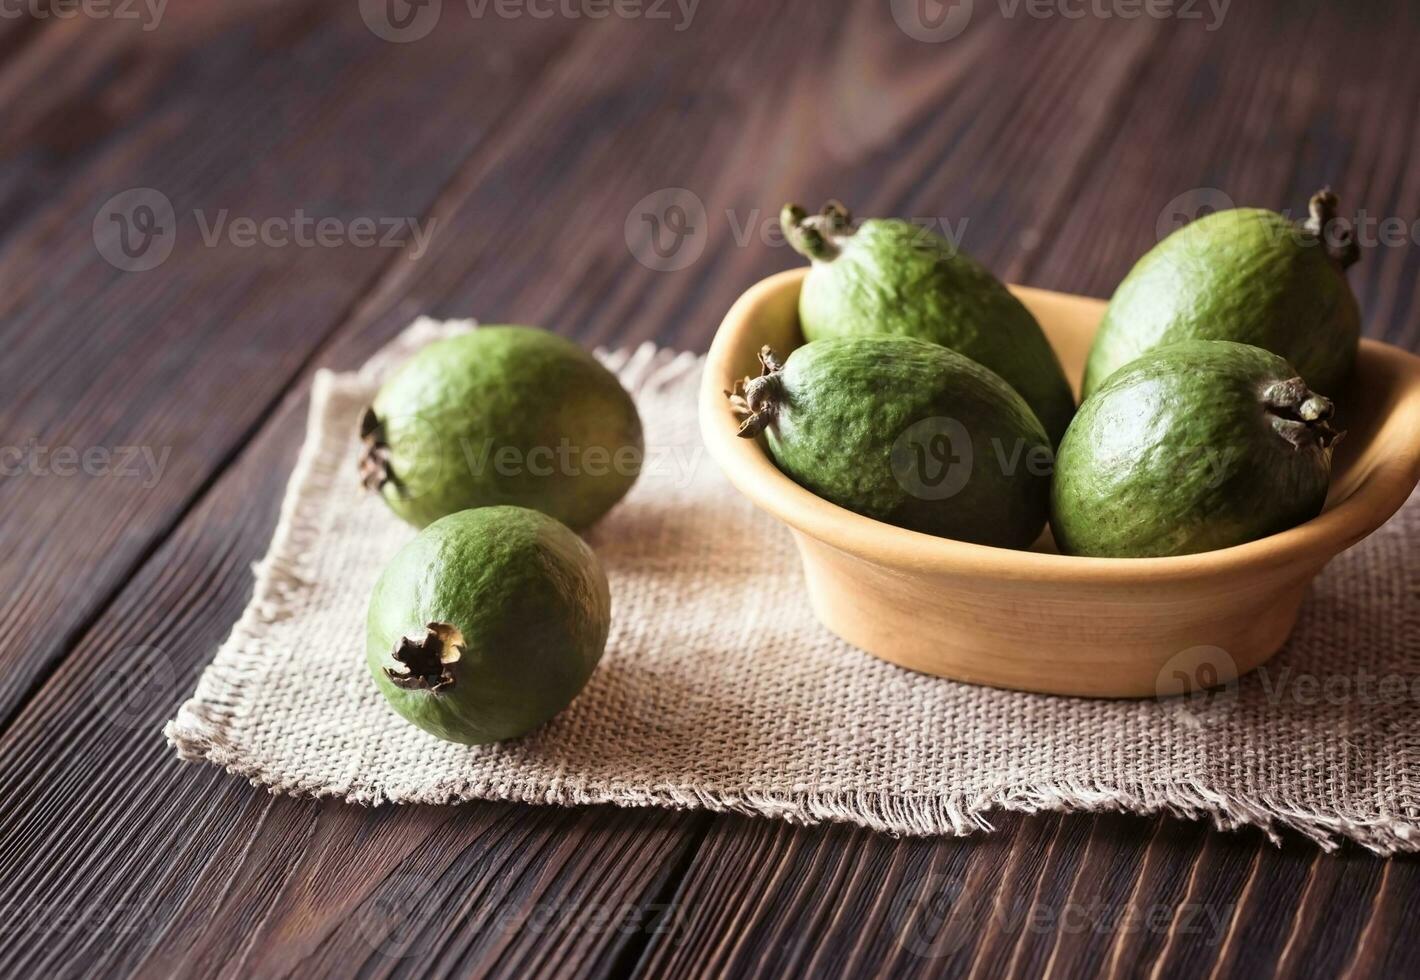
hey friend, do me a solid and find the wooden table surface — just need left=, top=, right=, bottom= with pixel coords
left=3, top=1, right=1418, bottom=977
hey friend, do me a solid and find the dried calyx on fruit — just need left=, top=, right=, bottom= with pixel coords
left=358, top=407, right=395, bottom=493
left=726, top=345, right=785, bottom=439
left=780, top=201, right=855, bottom=261
left=1260, top=377, right=1342, bottom=451
left=366, top=506, right=610, bottom=745
left=383, top=622, right=464, bottom=692
left=1303, top=187, right=1362, bottom=270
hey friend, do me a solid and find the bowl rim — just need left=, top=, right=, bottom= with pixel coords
left=699, top=268, right=1420, bottom=585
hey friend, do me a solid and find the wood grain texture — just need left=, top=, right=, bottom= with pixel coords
left=1, top=0, right=1419, bottom=978
left=0, top=1, right=575, bottom=724
left=1024, top=0, right=1420, bottom=350
left=0, top=350, right=708, bottom=979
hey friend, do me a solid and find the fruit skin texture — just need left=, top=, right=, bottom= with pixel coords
left=783, top=203, right=1076, bottom=445
left=1083, top=193, right=1361, bottom=400
left=366, top=506, right=610, bottom=745
left=361, top=327, right=643, bottom=530
left=733, top=336, right=1052, bottom=549
left=1052, top=341, right=1339, bottom=558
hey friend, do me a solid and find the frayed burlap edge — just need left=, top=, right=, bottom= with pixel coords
left=166, top=320, right=1420, bottom=855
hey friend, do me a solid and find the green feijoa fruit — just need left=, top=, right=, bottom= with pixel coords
left=1083, top=189, right=1362, bottom=400
left=1052, top=340, right=1341, bottom=558
left=729, top=337, right=1052, bottom=549
left=360, top=327, right=643, bottom=530
left=367, top=506, right=610, bottom=745
left=782, top=201, right=1076, bottom=445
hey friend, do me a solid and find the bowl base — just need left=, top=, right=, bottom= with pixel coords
left=796, top=532, right=1307, bottom=698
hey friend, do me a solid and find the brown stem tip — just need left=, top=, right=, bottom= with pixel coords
left=385, top=622, right=464, bottom=693
left=1262, top=378, right=1343, bottom=451
left=359, top=407, right=395, bottom=492
left=782, top=201, right=854, bottom=262
left=1303, top=187, right=1361, bottom=270
left=726, top=345, right=786, bottom=439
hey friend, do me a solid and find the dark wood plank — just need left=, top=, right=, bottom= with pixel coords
left=3, top=1, right=1419, bottom=978
left=0, top=353, right=709, bottom=979
left=148, top=802, right=705, bottom=979
left=1017, top=815, right=1167, bottom=978
left=0, top=4, right=913, bottom=976
left=1025, top=0, right=1420, bottom=350
left=1342, top=859, right=1420, bottom=978
left=0, top=3, right=576, bottom=725
left=633, top=812, right=1082, bottom=979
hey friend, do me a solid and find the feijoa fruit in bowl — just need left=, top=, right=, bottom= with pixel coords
left=730, top=335, right=1052, bottom=549
left=1083, top=189, right=1362, bottom=399
left=702, top=269, right=1420, bottom=695
left=1052, top=340, right=1341, bottom=558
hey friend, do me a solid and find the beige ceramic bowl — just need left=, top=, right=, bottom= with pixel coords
left=700, top=269, right=1420, bottom=697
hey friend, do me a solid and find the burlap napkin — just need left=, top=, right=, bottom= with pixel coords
left=167, top=319, right=1420, bottom=853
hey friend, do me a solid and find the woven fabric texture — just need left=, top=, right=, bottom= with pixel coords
left=168, top=320, right=1420, bottom=853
